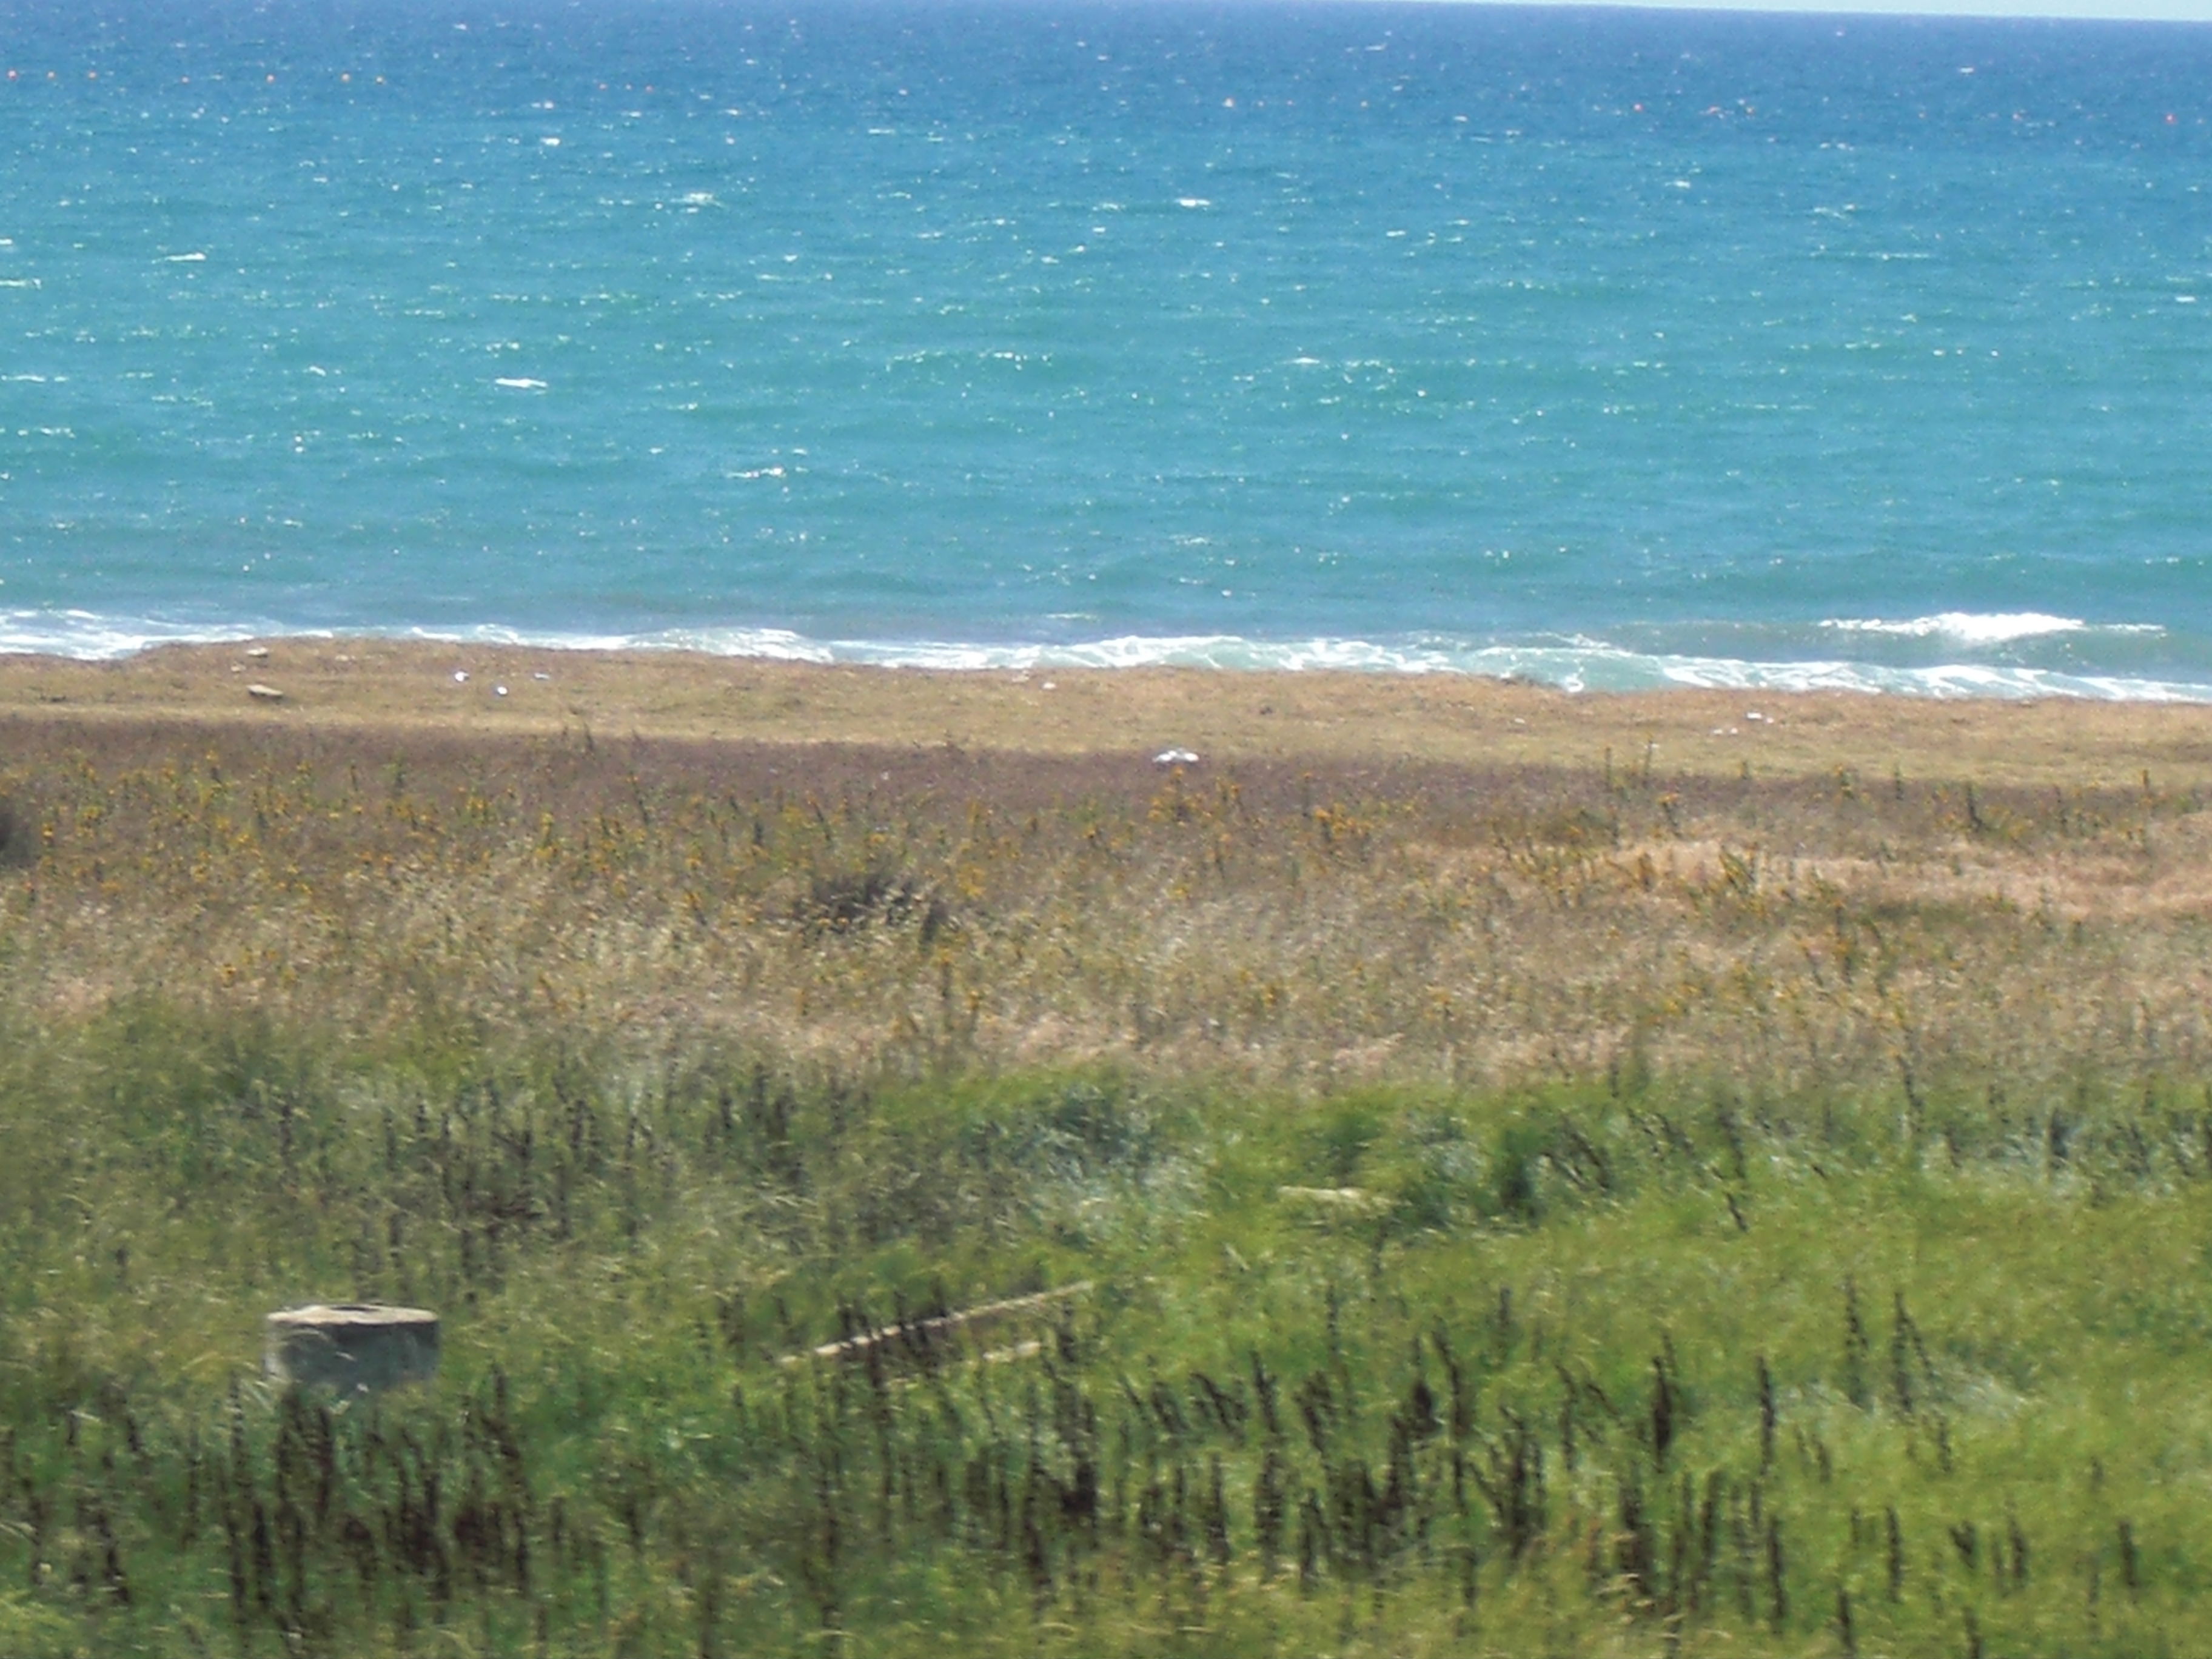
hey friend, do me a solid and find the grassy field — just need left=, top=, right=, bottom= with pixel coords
left=3, top=682, right=2211, bottom=1655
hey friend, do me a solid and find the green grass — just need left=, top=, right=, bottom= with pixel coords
left=4, top=1003, right=2211, bottom=1655
left=4, top=719, right=2210, bottom=1652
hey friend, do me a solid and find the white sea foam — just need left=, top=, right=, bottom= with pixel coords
left=493, top=377, right=548, bottom=390
left=412, top=622, right=836, bottom=662
left=0, top=609, right=292, bottom=659
left=3, top=611, right=2203, bottom=702
left=1819, top=611, right=2113, bottom=646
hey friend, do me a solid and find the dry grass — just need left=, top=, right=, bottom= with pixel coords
left=4, top=705, right=2207, bottom=1096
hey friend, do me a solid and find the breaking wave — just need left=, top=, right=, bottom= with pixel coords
left=7, top=609, right=2209, bottom=702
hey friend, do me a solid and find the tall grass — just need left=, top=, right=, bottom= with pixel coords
left=2, top=717, right=2210, bottom=1652
left=5, top=1018, right=2211, bottom=1654
left=2, top=717, right=2207, bottom=1092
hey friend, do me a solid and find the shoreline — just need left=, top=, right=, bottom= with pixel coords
left=4, top=616, right=2208, bottom=706
left=3, top=635, right=2210, bottom=788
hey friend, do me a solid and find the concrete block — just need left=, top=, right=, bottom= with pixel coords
left=266, top=1304, right=440, bottom=1393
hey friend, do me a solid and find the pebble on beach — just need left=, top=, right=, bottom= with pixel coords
left=246, top=683, right=284, bottom=702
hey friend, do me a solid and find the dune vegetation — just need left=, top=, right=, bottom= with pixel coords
left=2, top=697, right=2211, bottom=1655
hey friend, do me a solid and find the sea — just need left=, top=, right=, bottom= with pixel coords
left=2, top=0, right=2210, bottom=697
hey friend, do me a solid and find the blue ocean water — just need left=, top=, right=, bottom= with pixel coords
left=2, top=0, right=2211, bottom=696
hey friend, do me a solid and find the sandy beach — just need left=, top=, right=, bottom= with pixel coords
left=4, top=638, right=2210, bottom=789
